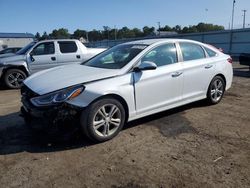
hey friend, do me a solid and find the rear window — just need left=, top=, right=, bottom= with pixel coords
left=58, top=41, right=78, bottom=53
left=204, top=47, right=217, bottom=57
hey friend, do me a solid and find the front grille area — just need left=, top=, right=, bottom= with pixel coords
left=21, top=84, right=39, bottom=108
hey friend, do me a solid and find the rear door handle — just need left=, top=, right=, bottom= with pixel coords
left=205, top=64, right=213, bottom=69
left=51, top=57, right=56, bottom=61
left=171, top=71, right=183, bottom=77
left=76, top=55, right=81, bottom=59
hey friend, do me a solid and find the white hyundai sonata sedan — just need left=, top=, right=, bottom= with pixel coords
left=21, top=39, right=233, bottom=142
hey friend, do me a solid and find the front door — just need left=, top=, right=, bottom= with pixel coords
left=134, top=43, right=183, bottom=115
left=28, top=42, right=57, bottom=73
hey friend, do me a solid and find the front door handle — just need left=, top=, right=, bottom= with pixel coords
left=76, top=55, right=81, bottom=59
left=171, top=71, right=183, bottom=77
left=51, top=57, right=56, bottom=61
left=205, top=64, right=213, bottom=69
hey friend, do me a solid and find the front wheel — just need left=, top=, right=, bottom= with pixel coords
left=207, top=76, right=225, bottom=105
left=4, top=69, right=27, bottom=89
left=80, top=98, right=126, bottom=142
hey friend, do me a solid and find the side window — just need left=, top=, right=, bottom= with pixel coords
left=58, top=41, right=78, bottom=53
left=179, top=42, right=205, bottom=61
left=204, top=47, right=217, bottom=57
left=32, top=42, right=55, bottom=55
left=5, top=49, right=13, bottom=53
left=141, top=43, right=178, bottom=67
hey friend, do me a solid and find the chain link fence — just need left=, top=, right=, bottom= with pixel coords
left=87, top=28, right=250, bottom=57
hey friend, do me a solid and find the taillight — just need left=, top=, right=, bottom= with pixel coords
left=227, top=57, right=233, bottom=64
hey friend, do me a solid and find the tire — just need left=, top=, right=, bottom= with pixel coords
left=207, top=76, right=225, bottom=105
left=4, top=69, right=27, bottom=89
left=80, top=98, right=126, bottom=142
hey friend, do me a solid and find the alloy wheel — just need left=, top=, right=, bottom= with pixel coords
left=210, top=79, right=224, bottom=102
left=92, top=104, right=122, bottom=137
left=7, top=71, right=25, bottom=88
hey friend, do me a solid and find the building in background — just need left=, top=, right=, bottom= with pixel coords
left=157, top=31, right=178, bottom=36
left=0, top=33, right=34, bottom=51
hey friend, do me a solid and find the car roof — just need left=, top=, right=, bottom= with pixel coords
left=38, top=39, right=79, bottom=43
left=124, top=38, right=202, bottom=46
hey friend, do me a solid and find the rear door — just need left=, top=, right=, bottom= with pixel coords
left=28, top=42, right=57, bottom=73
left=178, top=42, right=216, bottom=101
left=56, top=41, right=83, bottom=65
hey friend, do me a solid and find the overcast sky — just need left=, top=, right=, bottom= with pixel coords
left=1, top=0, right=250, bottom=34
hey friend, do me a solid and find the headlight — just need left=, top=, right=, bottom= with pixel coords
left=30, top=85, right=84, bottom=107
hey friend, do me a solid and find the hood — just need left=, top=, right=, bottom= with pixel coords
left=24, top=64, right=120, bottom=95
left=0, top=53, right=16, bottom=59
left=0, top=55, right=26, bottom=64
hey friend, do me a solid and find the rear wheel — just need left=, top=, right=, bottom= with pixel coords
left=4, top=69, right=27, bottom=89
left=207, top=76, right=225, bottom=104
left=80, top=98, right=125, bottom=142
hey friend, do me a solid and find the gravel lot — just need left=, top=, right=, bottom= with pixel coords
left=0, top=62, right=249, bottom=188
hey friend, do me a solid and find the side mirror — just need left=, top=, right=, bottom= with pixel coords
left=134, top=61, right=157, bottom=72
left=29, top=51, right=35, bottom=62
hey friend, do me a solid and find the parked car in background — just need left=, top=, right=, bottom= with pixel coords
left=21, top=39, right=233, bottom=142
left=0, top=39, right=106, bottom=88
left=0, top=47, right=22, bottom=54
left=0, top=42, right=37, bottom=59
left=0, top=53, right=16, bottom=58
left=239, top=53, right=250, bottom=70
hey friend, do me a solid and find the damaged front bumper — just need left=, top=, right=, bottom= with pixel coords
left=20, top=97, right=82, bottom=131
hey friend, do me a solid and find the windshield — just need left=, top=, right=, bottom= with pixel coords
left=84, top=44, right=148, bottom=69
left=16, top=41, right=36, bottom=55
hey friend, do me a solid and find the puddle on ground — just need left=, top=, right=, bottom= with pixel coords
left=153, top=113, right=196, bottom=137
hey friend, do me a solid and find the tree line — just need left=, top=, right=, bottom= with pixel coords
left=35, top=22, right=225, bottom=42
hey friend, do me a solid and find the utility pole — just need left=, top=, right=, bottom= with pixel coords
left=231, top=0, right=236, bottom=30
left=157, top=22, right=161, bottom=36
left=103, top=26, right=110, bottom=40
left=242, top=9, right=247, bottom=28
left=114, top=25, right=117, bottom=40
left=86, top=31, right=89, bottom=42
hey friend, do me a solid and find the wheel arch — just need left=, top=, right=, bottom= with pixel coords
left=89, top=93, right=129, bottom=123
left=207, top=73, right=227, bottom=97
left=215, top=73, right=226, bottom=86
left=1, top=65, right=29, bottom=78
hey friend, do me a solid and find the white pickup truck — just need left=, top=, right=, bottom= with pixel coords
left=0, top=39, right=106, bottom=88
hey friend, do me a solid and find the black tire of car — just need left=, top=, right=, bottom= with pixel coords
left=4, top=69, right=27, bottom=89
left=207, top=76, right=225, bottom=105
left=80, top=98, right=126, bottom=142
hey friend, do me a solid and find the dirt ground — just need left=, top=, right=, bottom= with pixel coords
left=0, top=62, right=249, bottom=188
